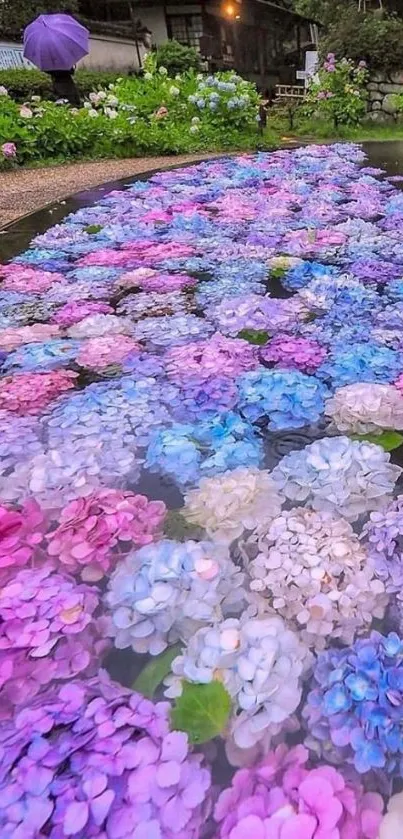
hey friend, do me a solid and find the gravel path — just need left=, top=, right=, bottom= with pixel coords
left=0, top=154, right=219, bottom=228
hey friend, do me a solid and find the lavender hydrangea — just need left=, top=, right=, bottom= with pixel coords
left=0, top=672, right=212, bottom=838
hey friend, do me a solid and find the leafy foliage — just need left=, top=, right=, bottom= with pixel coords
left=350, top=431, right=403, bottom=451
left=154, top=40, right=202, bottom=76
left=0, top=69, right=122, bottom=102
left=170, top=680, right=232, bottom=744
left=304, top=54, right=368, bottom=127
left=133, top=645, right=183, bottom=698
left=0, top=0, right=78, bottom=38
left=321, top=6, right=403, bottom=72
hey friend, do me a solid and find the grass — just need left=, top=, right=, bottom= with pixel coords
left=263, top=116, right=403, bottom=145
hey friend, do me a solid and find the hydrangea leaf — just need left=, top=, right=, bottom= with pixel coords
left=84, top=224, right=103, bottom=234
left=237, top=329, right=269, bottom=345
left=170, top=680, right=232, bottom=744
left=164, top=509, right=206, bottom=542
left=350, top=431, right=403, bottom=452
left=133, top=644, right=182, bottom=698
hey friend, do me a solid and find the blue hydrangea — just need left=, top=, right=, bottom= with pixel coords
left=303, top=632, right=403, bottom=777
left=281, top=261, right=338, bottom=291
left=238, top=369, right=329, bottom=430
left=316, top=342, right=403, bottom=388
left=2, top=339, right=82, bottom=372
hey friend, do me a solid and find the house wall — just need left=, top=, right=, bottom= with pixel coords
left=134, top=7, right=169, bottom=46
left=78, top=35, right=146, bottom=70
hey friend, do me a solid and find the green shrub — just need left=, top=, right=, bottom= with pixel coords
left=321, top=6, right=403, bottom=74
left=153, top=40, right=202, bottom=76
left=0, top=69, right=123, bottom=102
left=304, top=54, right=368, bottom=127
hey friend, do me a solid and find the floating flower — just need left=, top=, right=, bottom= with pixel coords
left=2, top=338, right=81, bottom=373
left=67, top=313, right=133, bottom=338
left=183, top=467, right=283, bottom=542
left=260, top=333, right=327, bottom=373
left=0, top=564, right=108, bottom=718
left=76, top=335, right=140, bottom=370
left=303, top=631, right=403, bottom=776
left=46, top=488, right=166, bottom=581
left=317, top=343, right=403, bottom=387
left=51, top=300, right=113, bottom=326
left=325, top=382, right=403, bottom=433
left=362, top=496, right=403, bottom=598
left=244, top=507, right=387, bottom=650
left=0, top=500, right=45, bottom=578
left=167, top=615, right=311, bottom=753
left=0, top=323, right=61, bottom=351
left=214, top=744, right=383, bottom=839
left=117, top=290, right=193, bottom=319
left=379, top=792, right=403, bottom=839
left=271, top=436, right=401, bottom=521
left=0, top=672, right=212, bottom=836
left=0, top=370, right=77, bottom=415
left=238, top=369, right=329, bottom=429
left=118, top=269, right=197, bottom=293
left=0, top=266, right=64, bottom=292
left=106, top=539, right=245, bottom=654
left=165, top=333, right=258, bottom=383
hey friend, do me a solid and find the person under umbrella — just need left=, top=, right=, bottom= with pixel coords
left=23, top=13, right=89, bottom=106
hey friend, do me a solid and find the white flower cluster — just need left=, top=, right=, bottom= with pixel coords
left=380, top=792, right=403, bottom=839
left=244, top=508, right=387, bottom=650
left=271, top=436, right=402, bottom=521
left=105, top=539, right=245, bottom=655
left=166, top=615, right=311, bottom=753
left=183, top=467, right=283, bottom=543
left=67, top=314, right=133, bottom=338
left=325, top=382, right=403, bottom=434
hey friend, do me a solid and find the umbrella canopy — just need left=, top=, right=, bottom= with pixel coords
left=23, top=14, right=89, bottom=72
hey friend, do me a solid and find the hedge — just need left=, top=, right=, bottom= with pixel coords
left=0, top=68, right=125, bottom=101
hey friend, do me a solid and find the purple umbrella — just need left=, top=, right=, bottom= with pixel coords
left=23, top=14, right=89, bottom=72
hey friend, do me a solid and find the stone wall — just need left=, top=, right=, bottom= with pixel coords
left=367, top=71, right=403, bottom=121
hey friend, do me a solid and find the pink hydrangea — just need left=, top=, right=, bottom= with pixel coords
left=0, top=564, right=110, bottom=718
left=165, top=333, right=259, bottom=383
left=76, top=335, right=140, bottom=371
left=214, top=745, right=383, bottom=839
left=260, top=334, right=328, bottom=373
left=46, top=488, right=166, bottom=581
left=0, top=267, right=64, bottom=293
left=1, top=142, right=16, bottom=159
left=394, top=373, right=403, bottom=394
left=52, top=300, right=113, bottom=327
left=0, top=323, right=61, bottom=351
left=118, top=268, right=197, bottom=293
left=0, top=500, right=45, bottom=578
left=0, top=370, right=78, bottom=414
left=120, top=241, right=196, bottom=263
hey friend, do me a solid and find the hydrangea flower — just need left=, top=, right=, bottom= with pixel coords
left=167, top=615, right=311, bottom=753
left=117, top=269, right=197, bottom=293
left=117, top=290, right=193, bottom=319
left=0, top=564, right=108, bottom=718
left=362, top=497, right=403, bottom=598
left=0, top=499, right=45, bottom=578
left=207, top=295, right=307, bottom=336
left=238, top=369, right=329, bottom=430
left=46, top=489, right=166, bottom=582
left=271, top=436, right=402, bottom=521
left=183, top=467, right=283, bottom=543
left=379, top=792, right=403, bottom=839
left=133, top=314, right=213, bottom=349
left=2, top=338, right=82, bottom=373
left=0, top=323, right=61, bottom=351
left=0, top=370, right=77, bottom=415
left=67, top=313, right=133, bottom=338
left=51, top=300, right=113, bottom=326
left=0, top=265, right=64, bottom=293
left=164, top=333, right=258, bottom=383
left=76, top=335, right=140, bottom=370
left=167, top=376, right=238, bottom=421
left=317, top=343, right=403, bottom=387
left=260, top=334, right=327, bottom=373
left=0, top=412, right=43, bottom=474
left=244, top=507, right=387, bottom=650
left=214, top=744, right=383, bottom=839
left=303, top=631, right=403, bottom=776
left=325, top=382, right=403, bottom=434
left=106, top=539, right=245, bottom=654
left=0, top=672, right=212, bottom=837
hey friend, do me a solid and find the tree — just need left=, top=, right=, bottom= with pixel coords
left=1, top=0, right=79, bottom=38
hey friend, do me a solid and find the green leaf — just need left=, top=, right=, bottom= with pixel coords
left=164, top=509, right=206, bottom=542
left=133, top=644, right=182, bottom=698
left=84, top=224, right=103, bottom=234
left=170, top=680, right=232, bottom=744
left=350, top=431, right=403, bottom=452
left=238, top=329, right=269, bottom=345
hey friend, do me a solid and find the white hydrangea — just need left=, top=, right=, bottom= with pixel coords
left=271, top=436, right=402, bottom=521
left=105, top=539, right=245, bottom=655
left=183, top=467, right=283, bottom=543
left=243, top=507, right=387, bottom=650
left=67, top=314, right=133, bottom=338
left=325, top=382, right=403, bottom=434
left=166, top=614, right=311, bottom=752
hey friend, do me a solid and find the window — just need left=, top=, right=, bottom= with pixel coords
left=168, top=14, right=204, bottom=50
